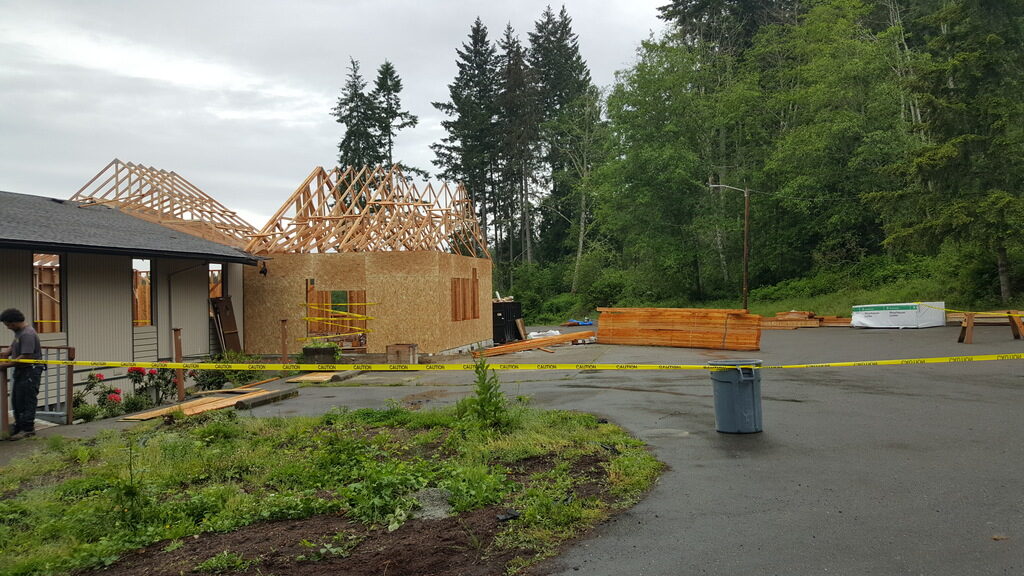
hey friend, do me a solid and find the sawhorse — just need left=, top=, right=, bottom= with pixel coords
left=957, top=310, right=1024, bottom=344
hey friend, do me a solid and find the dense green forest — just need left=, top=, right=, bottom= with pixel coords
left=341, top=1, right=1024, bottom=321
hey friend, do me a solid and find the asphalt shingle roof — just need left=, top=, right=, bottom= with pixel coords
left=0, top=190, right=257, bottom=264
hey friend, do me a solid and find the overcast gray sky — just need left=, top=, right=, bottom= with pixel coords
left=0, top=0, right=666, bottom=227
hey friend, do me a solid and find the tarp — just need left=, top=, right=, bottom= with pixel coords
left=851, top=302, right=946, bottom=329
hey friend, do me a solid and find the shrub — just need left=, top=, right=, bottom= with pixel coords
left=73, top=404, right=100, bottom=423
left=456, top=358, right=508, bottom=429
left=120, top=393, right=154, bottom=414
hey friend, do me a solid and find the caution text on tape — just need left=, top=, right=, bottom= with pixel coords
left=8, top=352, right=1024, bottom=372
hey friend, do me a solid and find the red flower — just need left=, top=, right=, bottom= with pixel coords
left=95, top=373, right=105, bottom=381
left=107, top=393, right=122, bottom=403
left=128, top=367, right=144, bottom=374
left=113, top=388, right=122, bottom=394
left=148, top=369, right=158, bottom=375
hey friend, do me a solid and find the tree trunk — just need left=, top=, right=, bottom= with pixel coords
left=571, top=189, right=587, bottom=293
left=996, top=244, right=1012, bottom=304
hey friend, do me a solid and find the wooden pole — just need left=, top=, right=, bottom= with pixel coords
left=172, top=328, right=185, bottom=401
left=1, top=369, right=8, bottom=439
left=65, top=347, right=76, bottom=424
left=280, top=319, right=289, bottom=363
left=742, top=187, right=750, bottom=312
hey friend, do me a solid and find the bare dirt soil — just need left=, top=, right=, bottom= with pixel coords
left=83, top=455, right=613, bottom=576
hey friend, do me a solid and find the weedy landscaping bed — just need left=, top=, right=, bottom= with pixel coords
left=0, top=363, right=663, bottom=576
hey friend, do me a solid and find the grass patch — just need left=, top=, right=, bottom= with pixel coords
left=0, top=365, right=662, bottom=575
left=194, top=550, right=257, bottom=573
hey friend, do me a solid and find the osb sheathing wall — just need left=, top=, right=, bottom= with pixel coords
left=243, top=252, right=492, bottom=355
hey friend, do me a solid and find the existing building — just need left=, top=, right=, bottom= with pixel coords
left=0, top=190, right=257, bottom=368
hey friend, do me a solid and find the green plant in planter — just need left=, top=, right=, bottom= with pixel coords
left=301, top=340, right=340, bottom=363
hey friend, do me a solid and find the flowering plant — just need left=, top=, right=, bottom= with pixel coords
left=128, top=364, right=176, bottom=404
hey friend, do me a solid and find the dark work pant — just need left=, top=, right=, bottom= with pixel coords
left=11, top=367, right=42, bottom=432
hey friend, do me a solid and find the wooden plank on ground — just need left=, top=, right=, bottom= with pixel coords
left=473, top=331, right=595, bottom=358
left=120, top=389, right=276, bottom=420
left=120, top=397, right=224, bottom=421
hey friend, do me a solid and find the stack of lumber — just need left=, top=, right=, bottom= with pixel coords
left=762, top=310, right=822, bottom=330
left=474, top=330, right=595, bottom=358
left=818, top=315, right=851, bottom=327
left=596, top=308, right=760, bottom=351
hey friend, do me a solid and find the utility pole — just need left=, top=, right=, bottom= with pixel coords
left=709, top=183, right=752, bottom=311
left=742, top=186, right=750, bottom=311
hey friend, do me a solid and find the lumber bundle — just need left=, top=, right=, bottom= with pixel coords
left=596, top=308, right=761, bottom=351
left=761, top=310, right=852, bottom=329
left=818, top=316, right=851, bottom=327
left=473, top=330, right=595, bottom=358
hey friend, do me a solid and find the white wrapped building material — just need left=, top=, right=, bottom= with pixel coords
left=851, top=302, right=946, bottom=329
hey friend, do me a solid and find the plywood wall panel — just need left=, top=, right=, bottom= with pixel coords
left=243, top=252, right=491, bottom=356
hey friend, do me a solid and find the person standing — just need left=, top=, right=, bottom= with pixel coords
left=1, top=308, right=43, bottom=440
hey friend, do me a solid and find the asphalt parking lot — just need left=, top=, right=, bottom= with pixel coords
left=4, top=325, right=1022, bottom=574
left=249, top=325, right=1024, bottom=575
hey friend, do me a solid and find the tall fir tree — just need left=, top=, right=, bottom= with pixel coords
left=370, top=60, right=419, bottom=170
left=332, top=58, right=384, bottom=169
left=890, top=0, right=1024, bottom=303
left=528, top=6, right=593, bottom=263
left=496, top=24, right=540, bottom=266
left=432, top=18, right=501, bottom=252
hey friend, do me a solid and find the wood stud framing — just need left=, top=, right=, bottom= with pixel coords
left=71, top=159, right=258, bottom=249
left=245, top=165, right=489, bottom=257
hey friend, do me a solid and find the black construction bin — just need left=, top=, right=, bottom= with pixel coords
left=708, top=359, right=763, bottom=433
left=492, top=301, right=523, bottom=344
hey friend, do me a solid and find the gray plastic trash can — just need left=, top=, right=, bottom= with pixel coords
left=708, top=359, right=763, bottom=434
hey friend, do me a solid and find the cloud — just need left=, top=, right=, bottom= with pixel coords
left=0, top=0, right=666, bottom=225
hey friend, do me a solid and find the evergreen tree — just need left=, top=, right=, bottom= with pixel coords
left=528, top=6, right=593, bottom=263
left=332, top=58, right=384, bottom=169
left=370, top=60, right=419, bottom=170
left=496, top=24, right=540, bottom=267
left=883, top=0, right=1024, bottom=303
left=432, top=18, right=501, bottom=252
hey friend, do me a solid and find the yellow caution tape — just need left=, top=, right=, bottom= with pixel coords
left=915, top=302, right=1024, bottom=318
left=8, top=353, right=1024, bottom=372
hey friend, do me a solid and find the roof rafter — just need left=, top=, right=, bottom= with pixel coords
left=245, top=165, right=489, bottom=258
left=70, top=158, right=258, bottom=249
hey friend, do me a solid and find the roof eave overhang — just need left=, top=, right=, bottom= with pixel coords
left=0, top=240, right=258, bottom=266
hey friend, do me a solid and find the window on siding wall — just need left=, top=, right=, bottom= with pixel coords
left=132, top=259, right=152, bottom=327
left=33, top=254, right=62, bottom=333
left=451, top=268, right=479, bottom=321
left=209, top=263, right=222, bottom=298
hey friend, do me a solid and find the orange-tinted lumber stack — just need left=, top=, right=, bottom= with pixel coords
left=818, top=316, right=851, bottom=327
left=597, top=308, right=761, bottom=351
left=473, top=331, right=595, bottom=358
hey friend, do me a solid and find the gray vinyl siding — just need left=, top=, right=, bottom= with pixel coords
left=65, top=253, right=132, bottom=363
left=133, top=325, right=158, bottom=362
left=0, top=249, right=33, bottom=317
left=154, top=259, right=210, bottom=358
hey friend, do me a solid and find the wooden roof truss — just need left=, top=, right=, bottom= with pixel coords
left=245, top=165, right=489, bottom=257
left=71, top=159, right=258, bottom=249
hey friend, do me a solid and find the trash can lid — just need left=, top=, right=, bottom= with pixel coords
left=706, top=359, right=762, bottom=367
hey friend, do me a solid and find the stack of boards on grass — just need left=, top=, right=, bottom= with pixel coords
left=597, top=307, right=761, bottom=351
